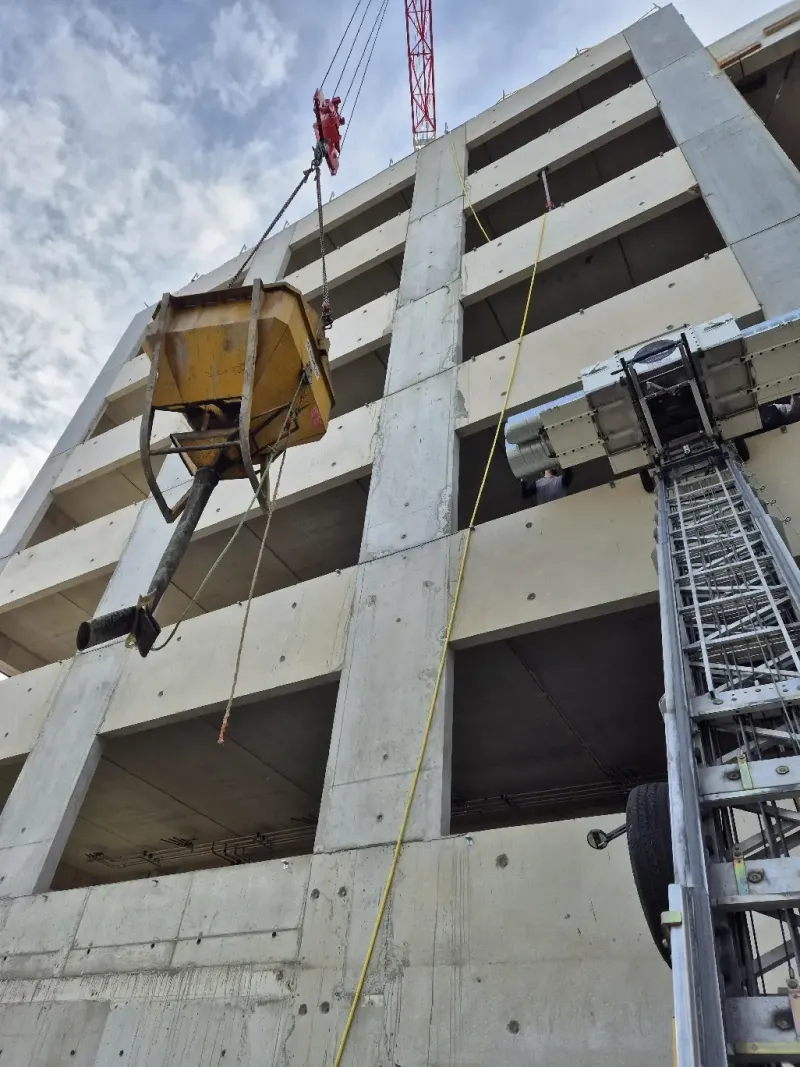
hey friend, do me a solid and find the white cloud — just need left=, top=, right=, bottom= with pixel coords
left=190, top=0, right=297, bottom=116
left=0, top=0, right=783, bottom=539
left=0, top=1, right=306, bottom=531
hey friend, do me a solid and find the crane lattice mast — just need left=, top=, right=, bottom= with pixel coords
left=404, top=0, right=436, bottom=150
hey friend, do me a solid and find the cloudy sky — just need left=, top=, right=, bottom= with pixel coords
left=0, top=0, right=779, bottom=530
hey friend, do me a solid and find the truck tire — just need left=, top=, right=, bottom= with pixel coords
left=639, top=469, right=655, bottom=494
left=626, top=782, right=673, bottom=966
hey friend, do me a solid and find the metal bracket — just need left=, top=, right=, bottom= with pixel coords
left=736, top=753, right=754, bottom=791
left=732, top=846, right=749, bottom=897
left=787, top=978, right=800, bottom=1035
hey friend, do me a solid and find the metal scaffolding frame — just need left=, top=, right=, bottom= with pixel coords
left=660, top=450, right=800, bottom=1064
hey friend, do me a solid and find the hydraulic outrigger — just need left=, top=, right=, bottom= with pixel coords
left=507, top=310, right=800, bottom=1063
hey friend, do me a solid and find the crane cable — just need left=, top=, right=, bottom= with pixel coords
left=333, top=0, right=375, bottom=97
left=226, top=169, right=315, bottom=290
left=151, top=1, right=388, bottom=677
left=341, top=0, right=391, bottom=151
left=319, top=0, right=368, bottom=91
left=224, top=1, right=375, bottom=293
left=341, top=0, right=389, bottom=109
left=227, top=0, right=387, bottom=300
left=330, top=145, right=551, bottom=1067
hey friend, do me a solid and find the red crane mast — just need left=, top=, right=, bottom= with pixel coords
left=404, top=0, right=436, bottom=150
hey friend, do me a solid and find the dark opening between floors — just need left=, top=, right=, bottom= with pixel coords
left=310, top=252, right=403, bottom=320
left=168, top=475, right=370, bottom=620
left=462, top=197, right=726, bottom=362
left=0, top=475, right=370, bottom=677
left=330, top=345, right=388, bottom=418
left=458, top=427, right=614, bottom=530
left=735, top=49, right=800, bottom=169
left=285, top=180, right=414, bottom=275
left=0, top=761, right=23, bottom=820
left=468, top=57, right=643, bottom=173
left=52, top=681, right=339, bottom=889
left=451, top=604, right=666, bottom=833
left=465, top=117, right=675, bottom=253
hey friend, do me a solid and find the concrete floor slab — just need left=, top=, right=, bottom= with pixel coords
left=461, top=148, right=698, bottom=303
left=457, top=248, right=760, bottom=432
left=469, top=80, right=659, bottom=212
left=466, top=34, right=631, bottom=148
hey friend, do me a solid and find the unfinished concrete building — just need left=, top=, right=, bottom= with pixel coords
left=0, top=3, right=799, bottom=1063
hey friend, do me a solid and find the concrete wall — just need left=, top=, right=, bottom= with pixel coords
left=1, top=5, right=799, bottom=1064
left=0, top=818, right=671, bottom=1067
left=0, top=420, right=796, bottom=764
left=625, top=4, right=800, bottom=316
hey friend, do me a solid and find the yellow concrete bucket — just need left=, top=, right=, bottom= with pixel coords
left=140, top=278, right=334, bottom=520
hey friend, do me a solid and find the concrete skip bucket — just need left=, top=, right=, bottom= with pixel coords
left=76, top=278, right=335, bottom=658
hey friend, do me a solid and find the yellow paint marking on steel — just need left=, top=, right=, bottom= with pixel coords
left=331, top=137, right=549, bottom=1067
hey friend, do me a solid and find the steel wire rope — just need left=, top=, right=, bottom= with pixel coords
left=333, top=0, right=377, bottom=97
left=340, top=0, right=388, bottom=111
left=340, top=0, right=390, bottom=151
left=320, top=0, right=368, bottom=92
left=226, top=168, right=315, bottom=291
left=329, top=141, right=550, bottom=1067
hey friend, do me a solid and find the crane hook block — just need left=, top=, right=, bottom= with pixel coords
left=313, top=89, right=345, bottom=176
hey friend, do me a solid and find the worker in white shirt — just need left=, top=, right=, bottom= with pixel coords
left=760, top=394, right=800, bottom=432
left=520, top=467, right=573, bottom=504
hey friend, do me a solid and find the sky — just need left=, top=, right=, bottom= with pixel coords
left=0, top=0, right=782, bottom=531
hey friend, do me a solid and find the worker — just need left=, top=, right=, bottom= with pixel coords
left=520, top=467, right=573, bottom=504
left=760, top=394, right=800, bottom=432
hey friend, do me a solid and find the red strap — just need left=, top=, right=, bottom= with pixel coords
left=313, top=89, right=345, bottom=176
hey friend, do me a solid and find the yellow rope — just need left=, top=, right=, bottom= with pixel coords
left=330, top=145, right=549, bottom=1067
left=151, top=380, right=305, bottom=655
left=449, top=135, right=492, bottom=245
left=217, top=445, right=289, bottom=745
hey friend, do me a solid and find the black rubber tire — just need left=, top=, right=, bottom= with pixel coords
left=639, top=469, right=655, bottom=494
left=735, top=437, right=750, bottom=462
left=626, top=782, right=673, bottom=966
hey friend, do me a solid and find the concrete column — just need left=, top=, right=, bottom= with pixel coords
left=624, top=5, right=800, bottom=316
left=0, top=229, right=294, bottom=898
left=314, top=130, right=466, bottom=852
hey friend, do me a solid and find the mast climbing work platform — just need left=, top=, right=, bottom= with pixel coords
left=660, top=447, right=800, bottom=1065
left=505, top=310, right=800, bottom=1064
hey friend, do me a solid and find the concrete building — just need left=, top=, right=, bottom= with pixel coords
left=0, top=2, right=798, bottom=1062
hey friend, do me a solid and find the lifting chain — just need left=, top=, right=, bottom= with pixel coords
left=226, top=148, right=334, bottom=334
left=226, top=166, right=314, bottom=290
